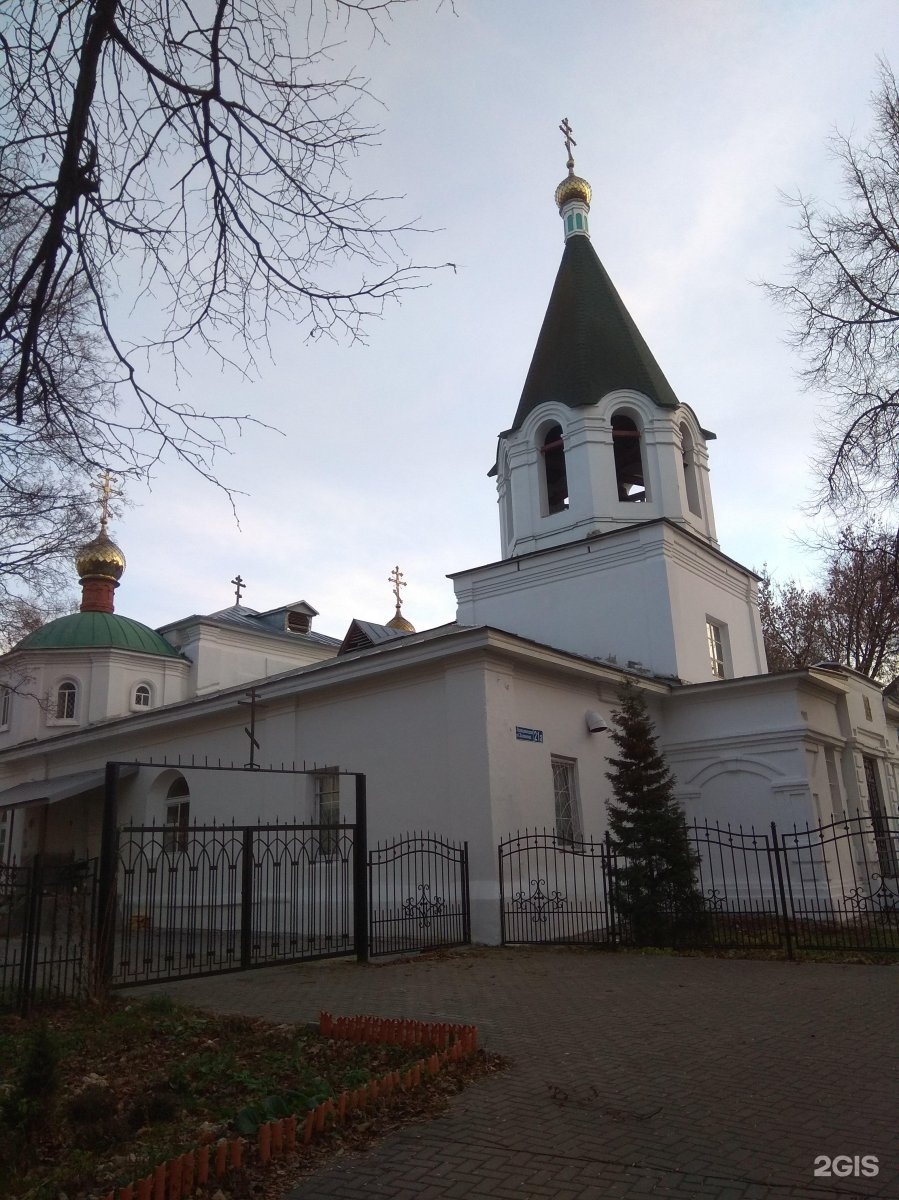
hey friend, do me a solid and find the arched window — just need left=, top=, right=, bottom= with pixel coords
left=680, top=424, right=702, bottom=517
left=611, top=413, right=646, bottom=502
left=164, top=777, right=190, bottom=852
left=55, top=680, right=78, bottom=720
left=540, top=423, right=569, bottom=514
left=133, top=683, right=152, bottom=709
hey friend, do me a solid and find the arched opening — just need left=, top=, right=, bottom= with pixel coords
left=680, top=424, right=702, bottom=517
left=55, top=680, right=78, bottom=720
left=540, top=423, right=568, bottom=514
left=500, top=449, right=514, bottom=543
left=133, top=683, right=152, bottom=709
left=611, top=413, right=646, bottom=502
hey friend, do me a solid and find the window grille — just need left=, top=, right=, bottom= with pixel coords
left=552, top=757, right=582, bottom=844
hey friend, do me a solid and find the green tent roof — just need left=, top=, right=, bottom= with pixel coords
left=510, top=234, right=680, bottom=432
left=14, top=612, right=182, bottom=658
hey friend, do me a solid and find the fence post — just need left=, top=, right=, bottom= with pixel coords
left=93, top=761, right=120, bottom=998
left=604, top=832, right=618, bottom=948
left=240, top=827, right=254, bottom=970
left=770, top=821, right=794, bottom=961
left=354, top=774, right=369, bottom=963
left=461, top=841, right=471, bottom=945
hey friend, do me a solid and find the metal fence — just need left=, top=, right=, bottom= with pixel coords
left=499, top=814, right=899, bottom=957
left=0, top=857, right=98, bottom=1013
left=112, top=822, right=358, bottom=987
left=368, top=833, right=470, bottom=956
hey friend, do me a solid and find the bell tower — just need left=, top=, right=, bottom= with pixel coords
left=493, top=120, right=718, bottom=560
left=454, top=123, right=767, bottom=684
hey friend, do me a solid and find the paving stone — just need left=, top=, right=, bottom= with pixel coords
left=139, top=948, right=898, bottom=1200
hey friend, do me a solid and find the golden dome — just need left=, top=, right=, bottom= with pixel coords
left=386, top=609, right=416, bottom=633
left=555, top=170, right=592, bottom=210
left=75, top=529, right=126, bottom=582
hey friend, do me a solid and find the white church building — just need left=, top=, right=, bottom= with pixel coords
left=1, top=145, right=897, bottom=947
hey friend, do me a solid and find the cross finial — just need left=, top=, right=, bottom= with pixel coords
left=92, top=470, right=121, bottom=533
left=388, top=564, right=406, bottom=611
left=231, top=574, right=245, bottom=604
left=559, top=117, right=576, bottom=171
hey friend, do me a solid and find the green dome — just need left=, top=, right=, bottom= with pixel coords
left=14, top=613, right=182, bottom=658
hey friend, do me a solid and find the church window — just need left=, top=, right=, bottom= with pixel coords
left=863, top=757, right=898, bottom=878
left=314, top=771, right=340, bottom=857
left=540, top=424, right=569, bottom=514
left=0, top=687, right=10, bottom=729
left=680, top=424, right=702, bottom=517
left=566, top=213, right=574, bottom=233
left=706, top=620, right=727, bottom=679
left=611, top=413, right=647, bottom=502
left=552, top=756, right=582, bottom=844
left=55, top=681, right=78, bottom=720
left=133, top=683, right=152, bottom=709
left=575, top=212, right=583, bottom=230
left=823, top=748, right=844, bottom=816
left=863, top=695, right=873, bottom=721
left=164, top=777, right=190, bottom=853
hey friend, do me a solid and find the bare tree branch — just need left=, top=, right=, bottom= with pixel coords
left=764, top=60, right=899, bottom=517
left=0, top=0, right=442, bottom=495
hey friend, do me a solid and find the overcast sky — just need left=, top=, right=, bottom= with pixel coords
left=103, top=0, right=899, bottom=642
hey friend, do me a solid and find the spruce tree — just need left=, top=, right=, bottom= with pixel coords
left=605, top=684, right=702, bottom=946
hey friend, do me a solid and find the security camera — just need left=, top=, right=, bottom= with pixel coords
left=585, top=709, right=610, bottom=734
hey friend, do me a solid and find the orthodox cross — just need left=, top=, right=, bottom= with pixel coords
left=559, top=116, right=577, bottom=169
left=92, top=470, right=121, bottom=533
left=388, top=564, right=406, bottom=610
left=239, top=686, right=261, bottom=769
left=231, top=574, right=246, bottom=604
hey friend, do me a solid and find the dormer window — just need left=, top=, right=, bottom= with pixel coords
left=611, top=413, right=647, bottom=502
left=287, top=611, right=310, bottom=634
left=55, top=680, right=78, bottom=721
left=540, top=423, right=569, bottom=514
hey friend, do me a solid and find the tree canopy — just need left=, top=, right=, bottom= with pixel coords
left=759, top=523, right=899, bottom=682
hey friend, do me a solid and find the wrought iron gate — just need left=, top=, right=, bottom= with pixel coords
left=368, top=833, right=470, bottom=956
left=112, top=822, right=357, bottom=986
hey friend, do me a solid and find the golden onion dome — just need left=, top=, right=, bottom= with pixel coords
left=386, top=609, right=416, bottom=633
left=555, top=170, right=592, bottom=210
left=75, top=528, right=126, bottom=582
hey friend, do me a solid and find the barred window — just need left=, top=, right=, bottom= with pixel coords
left=706, top=620, right=726, bottom=679
left=314, top=771, right=340, bottom=857
left=552, top=757, right=582, bottom=844
left=56, top=681, right=78, bottom=720
left=163, top=778, right=190, bottom=853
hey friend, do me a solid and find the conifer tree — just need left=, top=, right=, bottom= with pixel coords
left=605, top=684, right=702, bottom=946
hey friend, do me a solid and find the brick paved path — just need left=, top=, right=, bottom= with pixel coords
left=140, top=949, right=897, bottom=1199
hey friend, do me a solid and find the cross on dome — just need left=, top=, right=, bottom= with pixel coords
left=559, top=116, right=577, bottom=170
left=386, top=565, right=415, bottom=633
left=92, top=469, right=122, bottom=533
